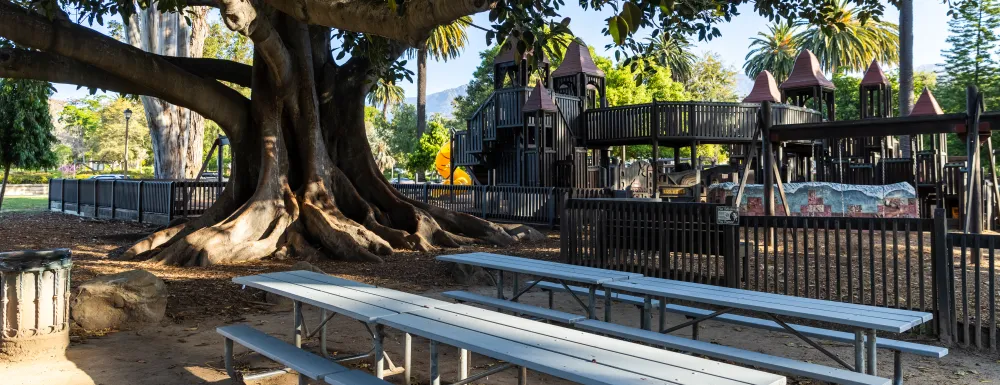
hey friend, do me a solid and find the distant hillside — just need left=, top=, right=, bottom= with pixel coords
left=405, top=85, right=467, bottom=118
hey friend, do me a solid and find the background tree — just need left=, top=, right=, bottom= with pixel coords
left=833, top=70, right=937, bottom=122
left=415, top=17, right=471, bottom=172
left=795, top=0, right=899, bottom=74
left=898, top=0, right=914, bottom=155
left=0, top=79, right=56, bottom=210
left=743, top=22, right=801, bottom=83
left=937, top=0, right=1000, bottom=112
left=684, top=52, right=739, bottom=102
left=367, top=78, right=406, bottom=119
left=122, top=6, right=211, bottom=180
left=59, top=96, right=152, bottom=171
left=644, top=34, right=696, bottom=82
left=0, top=0, right=896, bottom=266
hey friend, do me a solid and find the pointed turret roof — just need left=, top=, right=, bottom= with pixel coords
left=552, top=40, right=604, bottom=77
left=860, top=60, right=889, bottom=86
left=523, top=80, right=558, bottom=113
left=910, top=88, right=943, bottom=116
left=495, top=42, right=549, bottom=65
left=742, top=71, right=782, bottom=103
left=779, top=50, right=835, bottom=90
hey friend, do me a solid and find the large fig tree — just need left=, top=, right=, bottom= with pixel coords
left=0, top=0, right=892, bottom=266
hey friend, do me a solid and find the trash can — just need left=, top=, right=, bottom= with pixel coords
left=0, top=249, right=72, bottom=362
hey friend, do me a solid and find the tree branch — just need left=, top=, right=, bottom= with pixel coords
left=0, top=0, right=250, bottom=139
left=0, top=48, right=151, bottom=95
left=218, top=0, right=293, bottom=87
left=265, top=0, right=493, bottom=45
left=161, top=57, right=252, bottom=87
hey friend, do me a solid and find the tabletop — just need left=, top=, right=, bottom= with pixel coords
left=603, top=277, right=932, bottom=333
left=378, top=303, right=786, bottom=385
left=233, top=270, right=455, bottom=323
left=437, top=252, right=642, bottom=284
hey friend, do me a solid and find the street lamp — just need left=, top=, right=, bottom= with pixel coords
left=123, top=108, right=132, bottom=178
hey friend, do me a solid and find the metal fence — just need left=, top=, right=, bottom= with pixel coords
left=562, top=200, right=997, bottom=351
left=47, top=179, right=225, bottom=225
left=391, top=183, right=618, bottom=227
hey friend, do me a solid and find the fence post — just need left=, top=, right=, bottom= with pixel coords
left=481, top=185, right=488, bottom=219
left=547, top=187, right=556, bottom=228
left=75, top=180, right=81, bottom=215
left=47, top=179, right=53, bottom=212
left=137, top=181, right=145, bottom=224
left=723, top=224, right=739, bottom=288
left=60, top=179, right=66, bottom=212
left=110, top=180, right=116, bottom=219
left=931, top=208, right=954, bottom=345
left=167, top=182, right=175, bottom=223
left=93, top=179, right=99, bottom=217
left=422, top=183, right=429, bottom=204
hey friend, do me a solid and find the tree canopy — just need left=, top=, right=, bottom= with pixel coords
left=0, top=78, right=57, bottom=209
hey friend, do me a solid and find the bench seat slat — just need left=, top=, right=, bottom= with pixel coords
left=217, top=325, right=348, bottom=380
left=575, top=320, right=889, bottom=385
left=324, top=370, right=392, bottom=385
left=442, top=291, right=586, bottom=324
left=533, top=281, right=945, bottom=357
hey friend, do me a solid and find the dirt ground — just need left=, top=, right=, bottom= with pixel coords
left=0, top=212, right=997, bottom=385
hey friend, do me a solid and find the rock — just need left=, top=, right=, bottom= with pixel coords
left=70, top=269, right=167, bottom=331
left=265, top=261, right=326, bottom=309
left=446, top=262, right=493, bottom=286
left=499, top=223, right=547, bottom=242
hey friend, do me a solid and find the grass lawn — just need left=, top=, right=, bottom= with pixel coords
left=1, top=196, right=48, bottom=212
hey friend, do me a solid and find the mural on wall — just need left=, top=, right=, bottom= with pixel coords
left=708, top=182, right=919, bottom=218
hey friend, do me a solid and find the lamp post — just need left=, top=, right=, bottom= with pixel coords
left=123, top=108, right=132, bottom=177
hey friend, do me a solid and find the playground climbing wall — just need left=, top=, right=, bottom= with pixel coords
left=708, top=182, right=920, bottom=218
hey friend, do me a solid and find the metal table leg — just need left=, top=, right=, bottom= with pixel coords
left=404, top=333, right=412, bottom=385
left=373, top=324, right=385, bottom=379
left=430, top=340, right=441, bottom=385
left=658, top=297, right=667, bottom=332
left=588, top=285, right=597, bottom=319
left=293, top=300, right=303, bottom=348
left=892, top=350, right=903, bottom=385
left=459, top=348, right=469, bottom=380
left=518, top=366, right=528, bottom=385
left=604, top=288, right=613, bottom=321
left=642, top=296, right=653, bottom=331
left=512, top=273, right=520, bottom=302
left=854, top=329, right=865, bottom=373
left=866, top=329, right=877, bottom=376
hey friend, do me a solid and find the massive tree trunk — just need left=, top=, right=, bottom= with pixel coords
left=124, top=7, right=208, bottom=180
left=898, top=0, right=914, bottom=156
left=0, top=0, right=513, bottom=266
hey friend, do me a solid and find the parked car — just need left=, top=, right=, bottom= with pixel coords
left=88, top=174, right=128, bottom=180
left=199, top=172, right=228, bottom=181
left=391, top=177, right=415, bottom=184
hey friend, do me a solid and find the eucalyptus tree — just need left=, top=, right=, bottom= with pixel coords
left=0, top=0, right=893, bottom=266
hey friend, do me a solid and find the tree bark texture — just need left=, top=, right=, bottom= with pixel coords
left=898, top=0, right=914, bottom=156
left=0, top=162, right=9, bottom=211
left=125, top=7, right=209, bottom=179
left=415, top=45, right=428, bottom=182
left=0, top=0, right=518, bottom=266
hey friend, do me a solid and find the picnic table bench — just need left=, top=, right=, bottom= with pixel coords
left=437, top=252, right=641, bottom=320
left=379, top=301, right=787, bottom=385
left=602, top=277, right=940, bottom=384
left=229, top=270, right=456, bottom=383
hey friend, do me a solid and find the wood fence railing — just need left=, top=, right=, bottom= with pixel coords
left=48, top=179, right=226, bottom=225
left=562, top=199, right=997, bottom=351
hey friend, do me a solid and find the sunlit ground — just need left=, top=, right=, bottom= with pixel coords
left=0, top=196, right=48, bottom=212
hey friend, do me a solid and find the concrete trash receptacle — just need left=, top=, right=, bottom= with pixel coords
left=0, top=249, right=72, bottom=362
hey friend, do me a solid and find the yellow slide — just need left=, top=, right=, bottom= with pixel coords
left=435, top=140, right=472, bottom=185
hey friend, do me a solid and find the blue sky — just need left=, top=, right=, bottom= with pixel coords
left=53, top=1, right=953, bottom=101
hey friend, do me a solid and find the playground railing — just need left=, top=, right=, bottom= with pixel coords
left=48, top=179, right=225, bottom=225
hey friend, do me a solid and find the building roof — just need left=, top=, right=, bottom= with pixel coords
left=742, top=71, right=782, bottom=103
left=495, top=42, right=550, bottom=65
left=909, top=87, right=943, bottom=116
left=523, top=80, right=558, bottom=113
left=860, top=60, right=889, bottom=86
left=779, top=50, right=835, bottom=90
left=551, top=40, right=604, bottom=77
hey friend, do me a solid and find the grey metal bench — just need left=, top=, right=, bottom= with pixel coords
left=218, top=324, right=389, bottom=385
left=533, top=281, right=945, bottom=385
left=443, top=288, right=886, bottom=385
left=442, top=291, right=587, bottom=324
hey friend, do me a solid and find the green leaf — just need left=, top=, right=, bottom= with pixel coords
left=609, top=16, right=625, bottom=46
left=624, top=1, right=643, bottom=33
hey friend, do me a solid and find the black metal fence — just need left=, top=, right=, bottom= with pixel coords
left=48, top=179, right=226, bottom=225
left=562, top=199, right=998, bottom=351
left=392, top=183, right=618, bottom=227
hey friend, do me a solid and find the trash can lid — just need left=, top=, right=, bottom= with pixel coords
left=0, top=249, right=72, bottom=272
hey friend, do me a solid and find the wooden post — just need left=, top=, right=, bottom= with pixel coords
left=931, top=208, right=954, bottom=344
left=762, top=101, right=775, bottom=216
left=692, top=141, right=701, bottom=201
left=651, top=100, right=660, bottom=198
left=964, top=86, right=983, bottom=234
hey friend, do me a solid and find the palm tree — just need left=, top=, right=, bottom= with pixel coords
left=416, top=16, right=471, bottom=139
left=644, top=34, right=697, bottom=82
left=898, top=0, right=914, bottom=155
left=367, top=78, right=405, bottom=119
left=743, top=22, right=802, bottom=84
left=795, top=0, right=899, bottom=74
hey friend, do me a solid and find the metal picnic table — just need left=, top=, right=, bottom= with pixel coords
left=233, top=270, right=455, bottom=382
left=437, top=252, right=642, bottom=320
left=602, top=277, right=934, bottom=377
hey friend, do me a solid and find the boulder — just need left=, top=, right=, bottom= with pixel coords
left=265, top=261, right=325, bottom=309
left=499, top=223, right=547, bottom=242
left=70, top=269, right=167, bottom=331
left=446, top=262, right=493, bottom=286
